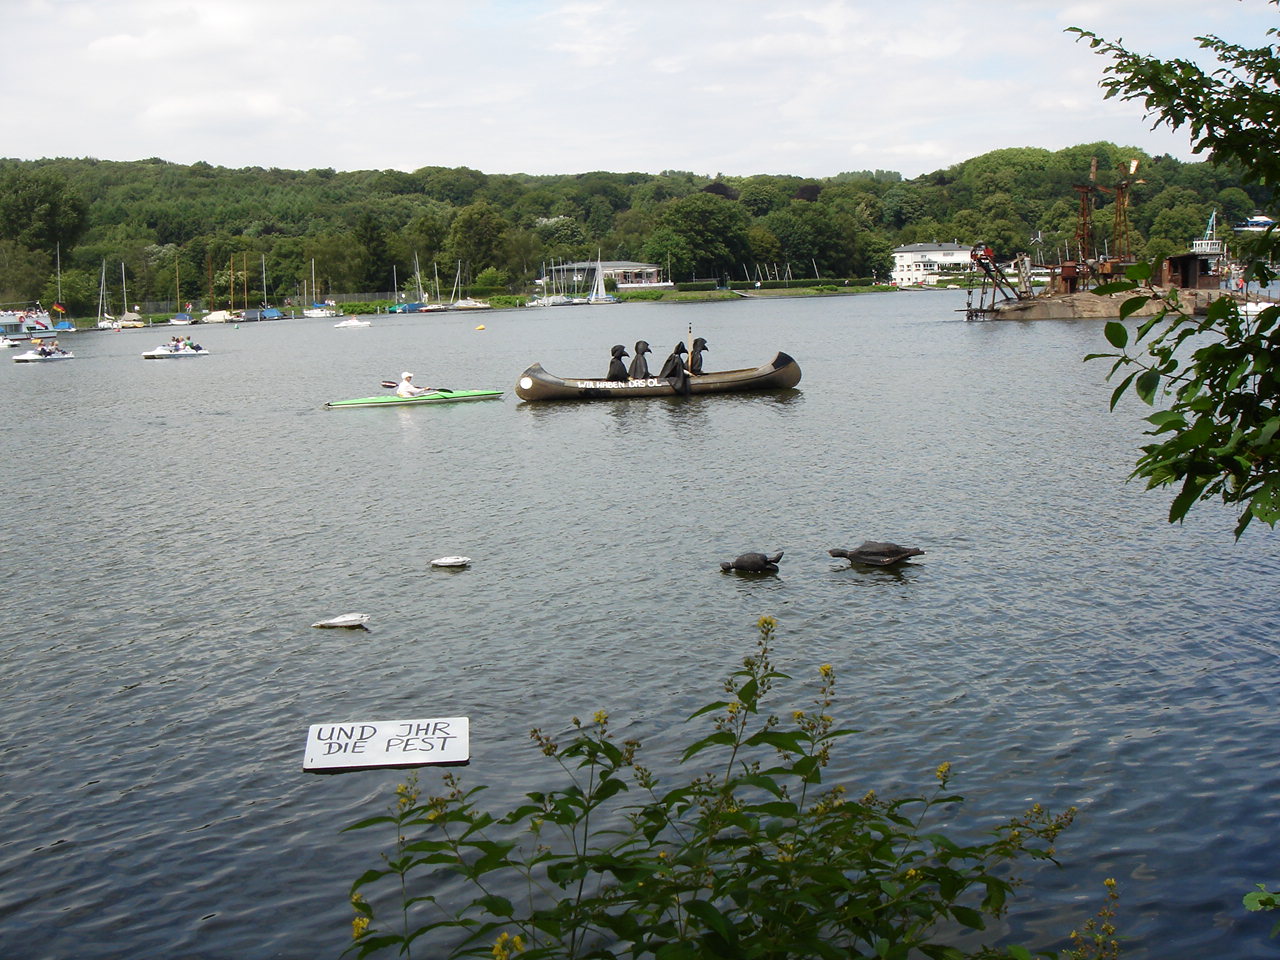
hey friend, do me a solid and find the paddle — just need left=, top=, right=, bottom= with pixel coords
left=380, top=380, right=453, bottom=392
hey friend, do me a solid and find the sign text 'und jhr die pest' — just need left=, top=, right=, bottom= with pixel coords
left=303, top=717, right=470, bottom=773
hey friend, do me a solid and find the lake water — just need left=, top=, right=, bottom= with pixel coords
left=1, top=291, right=1277, bottom=959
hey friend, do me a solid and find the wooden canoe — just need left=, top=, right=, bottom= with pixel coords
left=514, top=351, right=801, bottom=401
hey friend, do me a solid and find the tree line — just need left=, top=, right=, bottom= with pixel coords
left=0, top=143, right=1268, bottom=316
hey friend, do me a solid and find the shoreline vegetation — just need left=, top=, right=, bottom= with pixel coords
left=2, top=134, right=1264, bottom=328
left=60, top=282, right=909, bottom=328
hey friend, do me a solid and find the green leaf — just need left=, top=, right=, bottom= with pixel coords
left=1126, top=260, right=1152, bottom=282
left=1104, top=321, right=1129, bottom=348
left=477, top=894, right=514, bottom=917
left=1109, top=371, right=1138, bottom=410
left=683, top=899, right=739, bottom=949
left=1135, top=369, right=1161, bottom=404
left=1168, top=474, right=1208, bottom=524
left=950, top=905, right=986, bottom=929
left=1119, top=295, right=1152, bottom=320
left=1092, top=280, right=1138, bottom=295
left=343, top=815, right=397, bottom=832
left=687, top=700, right=731, bottom=720
left=743, top=729, right=806, bottom=752
left=680, top=730, right=736, bottom=761
left=1244, top=884, right=1278, bottom=912
left=1135, top=312, right=1165, bottom=341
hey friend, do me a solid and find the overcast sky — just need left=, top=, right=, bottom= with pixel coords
left=5, top=0, right=1273, bottom=180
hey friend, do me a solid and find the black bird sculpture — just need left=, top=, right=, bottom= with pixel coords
left=658, top=341, right=687, bottom=379
left=720, top=550, right=784, bottom=572
left=828, top=542, right=924, bottom=566
left=628, top=340, right=652, bottom=379
left=606, top=344, right=630, bottom=381
left=688, top=336, right=708, bottom=375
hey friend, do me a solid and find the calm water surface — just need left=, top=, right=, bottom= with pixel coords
left=1, top=291, right=1278, bottom=959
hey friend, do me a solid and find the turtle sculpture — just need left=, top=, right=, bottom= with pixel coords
left=720, top=550, right=784, bottom=573
left=828, top=542, right=924, bottom=566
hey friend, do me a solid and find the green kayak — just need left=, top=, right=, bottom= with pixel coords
left=325, top=389, right=503, bottom=409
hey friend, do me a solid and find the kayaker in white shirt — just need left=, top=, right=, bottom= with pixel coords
left=396, top=371, right=427, bottom=397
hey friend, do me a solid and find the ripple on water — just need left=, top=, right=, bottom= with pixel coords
left=1, top=295, right=1278, bottom=959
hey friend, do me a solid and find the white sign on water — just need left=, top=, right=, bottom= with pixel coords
left=303, top=716, right=470, bottom=773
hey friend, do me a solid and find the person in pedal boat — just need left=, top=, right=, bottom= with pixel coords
left=396, top=371, right=428, bottom=397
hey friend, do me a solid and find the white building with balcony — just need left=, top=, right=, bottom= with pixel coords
left=891, top=241, right=974, bottom=286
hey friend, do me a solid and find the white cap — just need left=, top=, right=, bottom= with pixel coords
left=401, top=371, right=412, bottom=379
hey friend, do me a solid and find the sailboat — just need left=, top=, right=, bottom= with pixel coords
left=95, top=260, right=118, bottom=329
left=303, top=259, right=338, bottom=317
left=249, top=253, right=284, bottom=320
left=117, top=262, right=145, bottom=327
left=450, top=260, right=492, bottom=311
left=587, top=253, right=619, bottom=305
left=419, top=261, right=449, bottom=312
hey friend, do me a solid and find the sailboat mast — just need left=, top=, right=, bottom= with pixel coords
left=261, top=253, right=268, bottom=306
left=121, top=261, right=128, bottom=314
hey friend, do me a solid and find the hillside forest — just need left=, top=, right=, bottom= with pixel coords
left=0, top=141, right=1269, bottom=316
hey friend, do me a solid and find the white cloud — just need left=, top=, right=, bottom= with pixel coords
left=3, top=0, right=1266, bottom=177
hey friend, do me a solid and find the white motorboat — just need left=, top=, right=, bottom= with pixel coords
left=334, top=316, right=371, bottom=328
left=142, top=343, right=210, bottom=359
left=1239, top=300, right=1276, bottom=316
left=0, top=336, right=19, bottom=348
left=13, top=347, right=73, bottom=362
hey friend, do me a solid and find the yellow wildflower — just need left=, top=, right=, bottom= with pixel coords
left=819, top=663, right=833, bottom=677
left=935, top=761, right=951, bottom=781
left=352, top=915, right=369, bottom=939
left=492, top=931, right=526, bottom=958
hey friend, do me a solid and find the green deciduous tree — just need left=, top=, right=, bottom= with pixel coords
left=0, top=239, right=52, bottom=305
left=353, top=212, right=391, bottom=291
left=446, top=201, right=511, bottom=274
left=653, top=193, right=751, bottom=281
left=1072, top=9, right=1280, bottom=537
left=0, top=168, right=89, bottom=253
